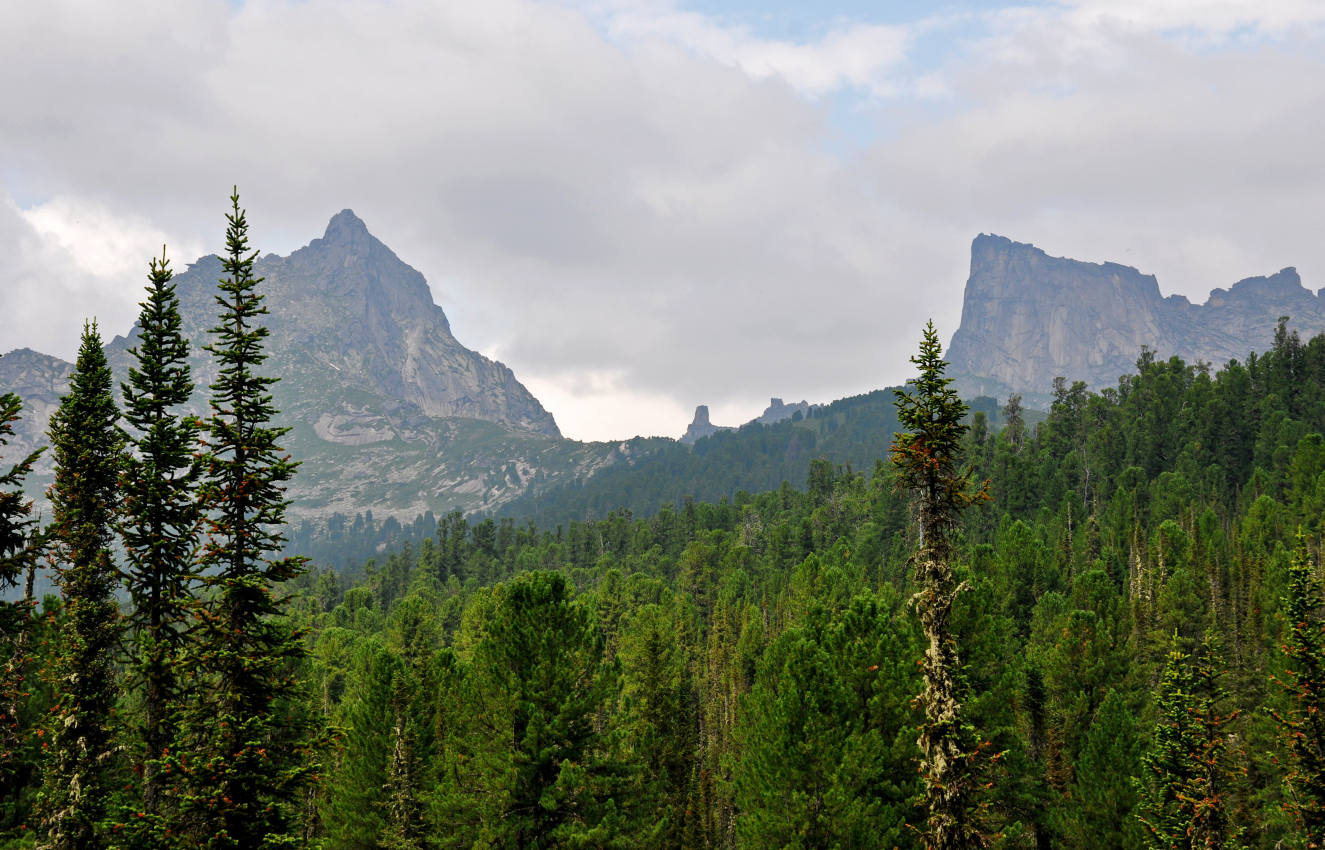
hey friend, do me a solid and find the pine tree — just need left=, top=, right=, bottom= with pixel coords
left=1274, top=535, right=1325, bottom=842
left=177, top=190, right=319, bottom=849
left=0, top=385, right=43, bottom=836
left=891, top=321, right=990, bottom=850
left=117, top=246, right=201, bottom=832
left=442, top=571, right=629, bottom=847
left=37, top=321, right=124, bottom=850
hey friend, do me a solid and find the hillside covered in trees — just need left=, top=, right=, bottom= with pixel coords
left=8, top=188, right=1325, bottom=847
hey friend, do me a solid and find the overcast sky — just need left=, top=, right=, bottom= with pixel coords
left=3, top=0, right=1323, bottom=441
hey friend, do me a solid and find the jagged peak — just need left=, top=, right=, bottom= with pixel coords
left=324, top=208, right=370, bottom=242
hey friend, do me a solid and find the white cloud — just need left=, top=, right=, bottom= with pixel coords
left=2, top=0, right=1324, bottom=441
left=598, top=5, right=915, bottom=97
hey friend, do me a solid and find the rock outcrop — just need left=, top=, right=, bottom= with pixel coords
left=947, top=234, right=1325, bottom=403
left=680, top=398, right=813, bottom=444
left=755, top=397, right=810, bottom=426
left=680, top=405, right=730, bottom=444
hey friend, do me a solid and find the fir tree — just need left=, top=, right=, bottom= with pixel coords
left=177, top=190, right=318, bottom=849
left=0, top=386, right=43, bottom=836
left=37, top=321, right=124, bottom=850
left=117, top=246, right=201, bottom=832
left=1136, top=633, right=1242, bottom=849
left=891, top=321, right=990, bottom=850
left=1274, top=535, right=1325, bottom=843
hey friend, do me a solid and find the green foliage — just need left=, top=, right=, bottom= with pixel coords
left=173, top=191, right=320, bottom=849
left=1274, top=536, right=1325, bottom=843
left=0, top=388, right=43, bottom=840
left=734, top=593, right=920, bottom=849
left=438, top=571, right=634, bottom=848
left=1057, top=689, right=1145, bottom=849
left=892, top=321, right=991, bottom=850
left=37, top=322, right=125, bottom=850
left=116, top=246, right=201, bottom=832
left=1136, top=633, right=1243, bottom=849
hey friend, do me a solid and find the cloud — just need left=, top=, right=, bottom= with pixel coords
left=2, top=0, right=1324, bottom=441
left=0, top=194, right=141, bottom=359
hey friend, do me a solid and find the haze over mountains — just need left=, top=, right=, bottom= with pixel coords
left=3, top=218, right=1318, bottom=536
left=948, top=234, right=1323, bottom=405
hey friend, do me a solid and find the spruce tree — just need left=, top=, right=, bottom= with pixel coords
left=177, top=190, right=318, bottom=849
left=0, top=386, right=43, bottom=835
left=1274, top=535, right=1325, bottom=842
left=891, top=321, right=990, bottom=850
left=37, top=321, right=124, bottom=850
left=117, top=246, right=200, bottom=832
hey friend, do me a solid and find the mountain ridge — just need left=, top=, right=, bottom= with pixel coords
left=947, top=234, right=1323, bottom=403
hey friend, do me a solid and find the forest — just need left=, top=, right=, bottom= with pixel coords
left=6, top=198, right=1325, bottom=850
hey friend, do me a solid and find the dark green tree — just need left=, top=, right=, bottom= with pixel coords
left=378, top=673, right=426, bottom=850
left=37, top=321, right=124, bottom=850
left=442, top=571, right=631, bottom=848
left=1136, top=633, right=1242, bottom=849
left=1057, top=689, right=1144, bottom=849
left=0, top=386, right=43, bottom=836
left=117, top=246, right=201, bottom=831
left=1274, top=536, right=1325, bottom=843
left=891, top=321, right=990, bottom=850
left=176, top=190, right=319, bottom=849
left=734, top=593, right=919, bottom=849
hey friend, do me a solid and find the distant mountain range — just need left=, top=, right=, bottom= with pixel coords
left=948, top=234, right=1323, bottom=405
left=6, top=222, right=1318, bottom=546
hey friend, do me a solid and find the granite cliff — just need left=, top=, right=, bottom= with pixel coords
left=947, top=234, right=1323, bottom=403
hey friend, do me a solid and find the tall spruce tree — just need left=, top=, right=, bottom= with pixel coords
left=1275, top=535, right=1325, bottom=842
left=37, top=322, right=124, bottom=850
left=0, top=385, right=43, bottom=835
left=891, top=321, right=990, bottom=850
left=117, top=247, right=200, bottom=832
left=178, top=190, right=318, bottom=849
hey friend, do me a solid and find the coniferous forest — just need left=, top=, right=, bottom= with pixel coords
left=9, top=198, right=1325, bottom=849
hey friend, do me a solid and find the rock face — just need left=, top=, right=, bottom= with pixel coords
left=0, top=211, right=614, bottom=523
left=680, top=398, right=813, bottom=444
left=104, top=209, right=559, bottom=438
left=755, top=397, right=810, bottom=426
left=681, top=405, right=730, bottom=444
left=947, top=234, right=1325, bottom=403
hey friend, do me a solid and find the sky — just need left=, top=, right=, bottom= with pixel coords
left=2, top=1, right=1324, bottom=442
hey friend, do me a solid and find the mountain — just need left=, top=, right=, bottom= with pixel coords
left=947, top=234, right=1324, bottom=404
left=500, top=393, right=1015, bottom=527
left=0, top=211, right=622, bottom=525
left=679, top=397, right=812, bottom=444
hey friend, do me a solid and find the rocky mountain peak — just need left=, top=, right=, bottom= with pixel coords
left=323, top=208, right=370, bottom=244
left=948, top=235, right=1325, bottom=405
left=681, top=405, right=728, bottom=444
left=756, top=397, right=810, bottom=425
